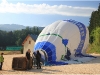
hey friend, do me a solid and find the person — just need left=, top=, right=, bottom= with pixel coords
left=64, top=47, right=71, bottom=60
left=36, top=51, right=41, bottom=69
left=0, top=53, right=4, bottom=70
left=32, top=52, right=37, bottom=67
left=26, top=49, right=31, bottom=70
left=74, top=49, right=78, bottom=57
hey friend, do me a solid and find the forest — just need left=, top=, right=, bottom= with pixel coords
left=0, top=26, right=41, bottom=50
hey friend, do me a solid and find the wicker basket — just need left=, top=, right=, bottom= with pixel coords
left=12, top=57, right=33, bottom=70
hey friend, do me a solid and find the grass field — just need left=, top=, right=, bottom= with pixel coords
left=86, top=44, right=100, bottom=54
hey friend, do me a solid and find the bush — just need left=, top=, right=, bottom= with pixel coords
left=87, top=44, right=100, bottom=54
left=87, top=27, right=100, bottom=54
left=20, top=48, right=23, bottom=54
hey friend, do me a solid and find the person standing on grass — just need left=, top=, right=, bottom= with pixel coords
left=0, top=53, right=4, bottom=70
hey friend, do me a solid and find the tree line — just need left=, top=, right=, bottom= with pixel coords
left=88, top=3, right=100, bottom=53
left=0, top=26, right=42, bottom=50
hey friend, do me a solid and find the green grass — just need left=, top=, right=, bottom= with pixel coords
left=86, top=44, right=100, bottom=54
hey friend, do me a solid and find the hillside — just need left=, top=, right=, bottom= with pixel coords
left=0, top=24, right=44, bottom=31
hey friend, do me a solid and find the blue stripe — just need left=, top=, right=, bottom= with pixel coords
left=64, top=19, right=86, bottom=54
left=47, top=61, right=68, bottom=65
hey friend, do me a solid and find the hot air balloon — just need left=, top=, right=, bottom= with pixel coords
left=33, top=19, right=95, bottom=65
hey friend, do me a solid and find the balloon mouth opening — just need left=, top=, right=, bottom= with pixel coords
left=34, top=41, right=56, bottom=62
left=35, top=49, right=48, bottom=62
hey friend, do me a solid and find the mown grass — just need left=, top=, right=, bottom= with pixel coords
left=86, top=44, right=100, bottom=54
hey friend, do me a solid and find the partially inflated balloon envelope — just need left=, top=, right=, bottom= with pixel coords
left=34, top=19, right=95, bottom=65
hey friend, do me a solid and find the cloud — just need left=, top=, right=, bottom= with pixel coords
left=0, top=0, right=97, bottom=17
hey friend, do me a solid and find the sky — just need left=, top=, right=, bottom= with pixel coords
left=0, top=0, right=100, bottom=27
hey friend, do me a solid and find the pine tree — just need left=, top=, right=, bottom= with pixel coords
left=98, top=3, right=100, bottom=11
left=89, top=3, right=100, bottom=34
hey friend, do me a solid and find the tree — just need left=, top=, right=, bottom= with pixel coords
left=89, top=3, right=100, bottom=43
left=0, top=30, right=7, bottom=49
left=89, top=4, right=100, bottom=34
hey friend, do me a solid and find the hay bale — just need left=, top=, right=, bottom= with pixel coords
left=12, top=57, right=33, bottom=70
